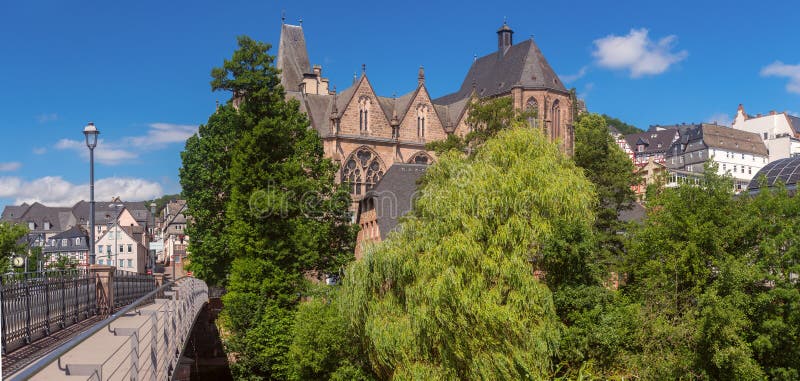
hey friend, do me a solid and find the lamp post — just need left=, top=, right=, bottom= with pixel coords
left=83, top=122, right=99, bottom=265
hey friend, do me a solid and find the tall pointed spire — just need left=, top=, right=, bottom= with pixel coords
left=276, top=21, right=310, bottom=92
left=418, top=65, right=425, bottom=86
left=497, top=19, right=514, bottom=55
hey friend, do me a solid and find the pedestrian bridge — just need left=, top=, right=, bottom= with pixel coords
left=4, top=275, right=208, bottom=380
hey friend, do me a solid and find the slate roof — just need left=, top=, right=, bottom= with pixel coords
left=433, top=38, right=567, bottom=105
left=787, top=114, right=800, bottom=135
left=1, top=200, right=153, bottom=234
left=277, top=23, right=311, bottom=93
left=359, top=164, right=428, bottom=240
left=698, top=124, right=768, bottom=156
left=44, top=226, right=89, bottom=253
left=624, top=129, right=679, bottom=155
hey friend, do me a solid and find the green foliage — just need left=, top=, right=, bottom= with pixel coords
left=288, top=286, right=374, bottom=380
left=425, top=134, right=465, bottom=156
left=48, top=255, right=77, bottom=270
left=145, top=193, right=181, bottom=215
left=601, top=114, right=641, bottom=135
left=0, top=222, right=28, bottom=270
left=340, top=126, right=596, bottom=380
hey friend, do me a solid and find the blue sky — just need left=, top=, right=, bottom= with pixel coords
left=1, top=0, right=799, bottom=207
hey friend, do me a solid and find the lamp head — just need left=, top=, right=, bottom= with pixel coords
left=83, top=122, right=99, bottom=149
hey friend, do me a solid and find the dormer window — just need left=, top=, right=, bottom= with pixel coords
left=28, top=222, right=35, bottom=230
left=44, top=221, right=51, bottom=230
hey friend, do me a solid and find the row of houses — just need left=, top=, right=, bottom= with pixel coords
left=1, top=198, right=191, bottom=274
left=615, top=104, right=800, bottom=198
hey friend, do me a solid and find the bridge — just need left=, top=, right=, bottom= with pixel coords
left=1, top=268, right=210, bottom=380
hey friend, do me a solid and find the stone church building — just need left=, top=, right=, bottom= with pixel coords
left=277, top=21, right=578, bottom=200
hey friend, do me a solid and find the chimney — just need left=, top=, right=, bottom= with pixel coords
left=313, top=64, right=321, bottom=77
left=770, top=110, right=776, bottom=115
left=757, top=113, right=762, bottom=117
left=497, top=21, right=514, bottom=56
left=418, top=65, right=425, bottom=86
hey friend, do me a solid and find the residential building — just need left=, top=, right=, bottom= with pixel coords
left=624, top=127, right=681, bottom=167
left=95, top=223, right=148, bottom=273
left=665, top=123, right=768, bottom=191
left=159, top=200, right=189, bottom=266
left=276, top=21, right=579, bottom=208
left=609, top=126, right=635, bottom=161
left=633, top=157, right=669, bottom=200
left=43, top=226, right=90, bottom=268
left=731, top=104, right=800, bottom=162
left=355, top=163, right=428, bottom=258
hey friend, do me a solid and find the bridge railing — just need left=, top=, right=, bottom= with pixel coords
left=0, top=267, right=157, bottom=356
left=9, top=276, right=209, bottom=381
left=1, top=269, right=97, bottom=354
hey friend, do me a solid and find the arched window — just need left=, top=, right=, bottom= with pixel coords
left=416, top=104, right=428, bottom=139
left=525, top=97, right=538, bottom=128
left=358, top=96, right=371, bottom=133
left=341, top=147, right=385, bottom=195
left=409, top=151, right=433, bottom=165
left=551, top=99, right=561, bottom=140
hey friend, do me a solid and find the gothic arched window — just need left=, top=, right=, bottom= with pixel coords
left=409, top=151, right=433, bottom=165
left=525, top=97, right=538, bottom=128
left=416, top=104, right=428, bottom=139
left=551, top=99, right=561, bottom=140
left=358, top=96, right=371, bottom=133
left=341, top=147, right=385, bottom=195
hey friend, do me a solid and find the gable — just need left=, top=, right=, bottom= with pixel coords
left=398, top=86, right=446, bottom=142
left=338, top=76, right=392, bottom=138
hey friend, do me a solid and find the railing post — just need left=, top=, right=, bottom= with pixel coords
left=24, top=277, right=31, bottom=344
left=90, top=265, right=115, bottom=315
left=1, top=281, right=6, bottom=354
left=154, top=273, right=165, bottom=287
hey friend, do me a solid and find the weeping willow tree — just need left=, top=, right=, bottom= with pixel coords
left=340, top=126, right=597, bottom=380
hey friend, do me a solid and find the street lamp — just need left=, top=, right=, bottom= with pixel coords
left=83, top=122, right=99, bottom=265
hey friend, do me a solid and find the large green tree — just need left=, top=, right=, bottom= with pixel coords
left=0, top=222, right=28, bottom=270
left=341, top=126, right=596, bottom=379
left=202, top=36, right=356, bottom=380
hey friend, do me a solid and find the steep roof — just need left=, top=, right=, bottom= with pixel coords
left=699, top=124, right=768, bottom=156
left=360, top=164, right=428, bottom=240
left=51, top=225, right=88, bottom=239
left=787, top=114, right=800, bottom=135
left=624, top=129, right=679, bottom=155
left=433, top=38, right=567, bottom=105
left=276, top=23, right=311, bottom=93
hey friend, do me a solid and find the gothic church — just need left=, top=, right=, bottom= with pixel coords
left=277, top=21, right=577, bottom=199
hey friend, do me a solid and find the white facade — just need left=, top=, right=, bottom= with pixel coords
left=708, top=148, right=768, bottom=190
left=95, top=224, right=147, bottom=273
left=731, top=105, right=800, bottom=162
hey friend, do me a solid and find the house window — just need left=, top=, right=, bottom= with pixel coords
left=742, top=153, right=745, bottom=159
left=763, top=132, right=768, bottom=139
left=99, top=259, right=104, bottom=265
left=98, top=245, right=103, bottom=253
left=723, top=164, right=727, bottom=171
left=127, top=244, right=132, bottom=252
left=44, top=222, right=50, bottom=230
left=525, top=97, right=538, bottom=128
left=118, top=259, right=123, bottom=267
left=127, top=259, right=133, bottom=268
left=62, top=239, right=68, bottom=246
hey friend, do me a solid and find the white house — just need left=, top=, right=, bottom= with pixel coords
left=95, top=223, right=148, bottom=273
left=731, top=104, right=800, bottom=162
left=666, top=123, right=768, bottom=192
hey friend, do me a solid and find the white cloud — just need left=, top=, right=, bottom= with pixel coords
left=560, top=66, right=588, bottom=83
left=706, top=113, right=733, bottom=126
left=761, top=61, right=800, bottom=94
left=127, top=123, right=198, bottom=148
left=0, top=176, right=164, bottom=206
left=33, top=147, right=47, bottom=155
left=0, top=162, right=21, bottom=172
left=578, top=82, right=595, bottom=100
left=53, top=122, right=197, bottom=165
left=36, top=113, right=59, bottom=123
left=593, top=28, right=688, bottom=78
left=55, top=139, right=138, bottom=165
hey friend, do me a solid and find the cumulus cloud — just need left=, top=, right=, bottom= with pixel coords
left=36, top=113, right=59, bottom=123
left=53, top=122, right=198, bottom=165
left=0, top=162, right=21, bottom=172
left=0, top=176, right=164, bottom=206
left=127, top=123, right=198, bottom=148
left=706, top=113, right=733, bottom=127
left=55, top=139, right=138, bottom=165
left=593, top=28, right=688, bottom=78
left=761, top=61, right=800, bottom=94
left=560, top=66, right=588, bottom=83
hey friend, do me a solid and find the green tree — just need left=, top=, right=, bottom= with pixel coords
left=340, top=126, right=596, bottom=380
left=206, top=36, right=357, bottom=380
left=601, top=114, right=641, bottom=135
left=0, top=222, right=28, bottom=270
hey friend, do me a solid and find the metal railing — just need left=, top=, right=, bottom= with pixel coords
left=9, top=276, right=209, bottom=381
left=113, top=270, right=156, bottom=308
left=1, top=269, right=97, bottom=354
